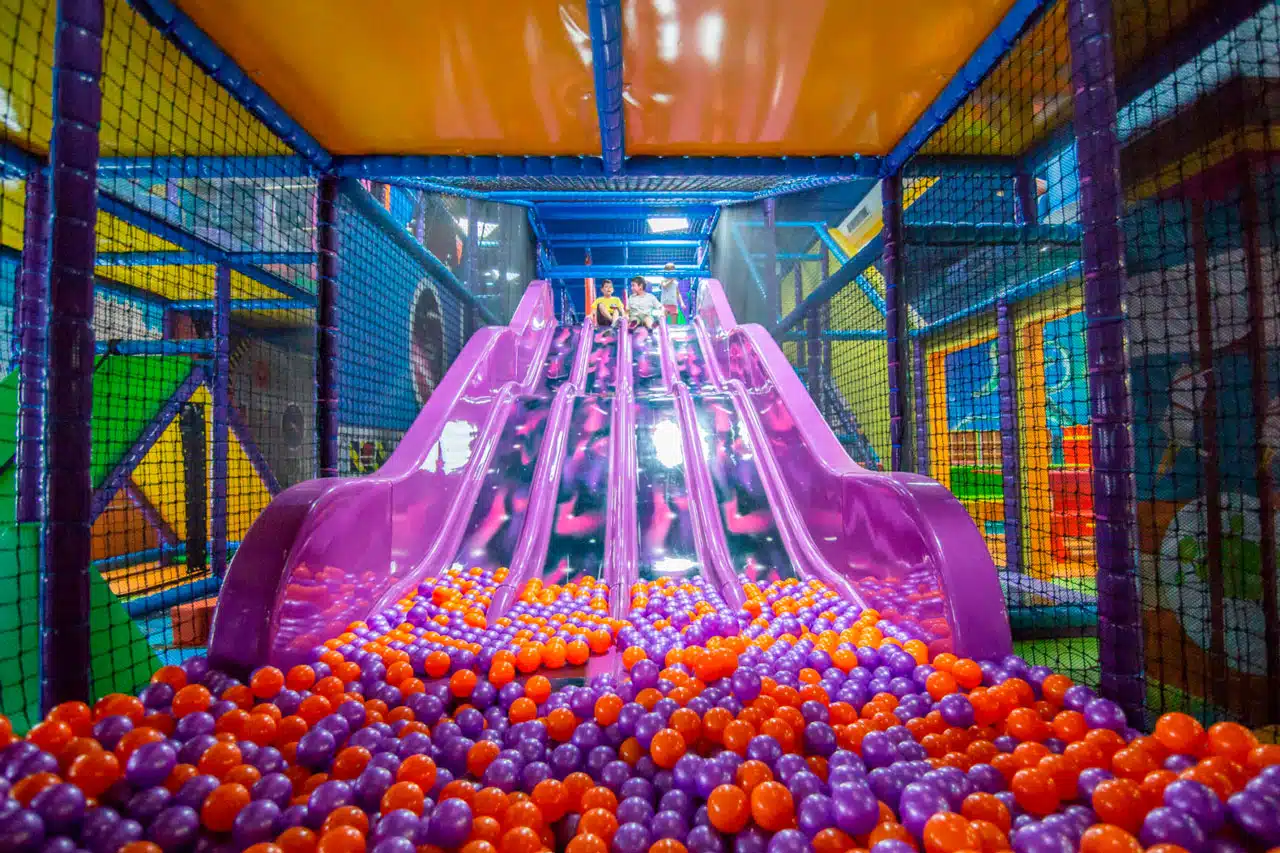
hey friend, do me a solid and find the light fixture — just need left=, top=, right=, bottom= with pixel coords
left=647, top=216, right=689, bottom=233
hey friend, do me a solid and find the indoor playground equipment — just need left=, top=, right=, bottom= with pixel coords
left=4, top=0, right=1280, bottom=851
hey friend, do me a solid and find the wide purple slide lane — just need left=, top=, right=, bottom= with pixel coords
left=693, top=280, right=1012, bottom=661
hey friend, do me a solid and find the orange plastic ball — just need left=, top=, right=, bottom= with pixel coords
left=201, top=782, right=251, bottom=832
left=1010, top=768, right=1059, bottom=816
left=706, top=784, right=749, bottom=833
left=922, top=812, right=980, bottom=853
left=650, top=728, right=686, bottom=769
left=749, top=780, right=794, bottom=832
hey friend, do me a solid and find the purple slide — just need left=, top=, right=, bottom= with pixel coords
left=207, top=284, right=560, bottom=672
left=691, top=280, right=1012, bottom=661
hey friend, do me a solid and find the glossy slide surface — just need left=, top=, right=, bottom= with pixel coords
left=210, top=280, right=1010, bottom=673
left=692, top=280, right=1012, bottom=661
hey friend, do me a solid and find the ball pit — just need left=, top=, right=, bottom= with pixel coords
left=2, top=571, right=1279, bottom=853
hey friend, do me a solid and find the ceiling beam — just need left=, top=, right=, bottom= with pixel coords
left=586, top=0, right=626, bottom=176
left=336, top=154, right=881, bottom=179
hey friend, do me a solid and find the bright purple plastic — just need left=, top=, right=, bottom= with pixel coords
left=694, top=280, right=1012, bottom=661
left=208, top=283, right=557, bottom=672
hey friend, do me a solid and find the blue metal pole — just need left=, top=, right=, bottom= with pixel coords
left=16, top=168, right=49, bottom=524
left=585, top=0, right=625, bottom=176
left=317, top=175, right=340, bottom=477
left=996, top=298, right=1022, bottom=576
left=210, top=264, right=229, bottom=577
left=882, top=174, right=906, bottom=472
left=44, top=0, right=102, bottom=709
left=763, top=198, right=780, bottom=322
left=1067, top=0, right=1143, bottom=724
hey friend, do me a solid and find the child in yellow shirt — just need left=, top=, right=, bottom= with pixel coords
left=590, top=280, right=625, bottom=326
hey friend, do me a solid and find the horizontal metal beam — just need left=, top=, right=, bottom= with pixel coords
left=903, top=222, right=1081, bottom=246
left=782, top=329, right=887, bottom=341
left=774, top=234, right=885, bottom=336
left=546, top=237, right=704, bottom=248
left=911, top=261, right=1082, bottom=335
left=96, top=192, right=319, bottom=306
left=337, top=178, right=500, bottom=326
left=882, top=0, right=1049, bottom=176
left=95, top=339, right=214, bottom=356
left=542, top=265, right=708, bottom=279
left=97, top=155, right=312, bottom=180
left=96, top=250, right=315, bottom=267
left=334, top=154, right=882, bottom=179
left=168, top=299, right=304, bottom=311
left=128, top=0, right=331, bottom=170
left=495, top=191, right=756, bottom=202
left=536, top=204, right=719, bottom=220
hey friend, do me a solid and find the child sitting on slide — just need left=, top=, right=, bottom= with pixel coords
left=589, top=280, right=625, bottom=326
left=627, top=276, right=663, bottom=329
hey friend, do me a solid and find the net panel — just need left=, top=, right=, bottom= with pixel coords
left=0, top=0, right=54, bottom=730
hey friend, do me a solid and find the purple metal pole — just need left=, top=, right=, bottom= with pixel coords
left=44, top=0, right=103, bottom=709
left=820, top=246, right=831, bottom=415
left=763, top=197, right=780, bottom=323
left=913, top=337, right=929, bottom=476
left=883, top=173, right=906, bottom=472
left=1067, top=0, right=1144, bottom=724
left=316, top=174, right=340, bottom=478
left=805, top=307, right=821, bottom=394
left=1240, top=164, right=1280, bottom=721
left=464, top=198, right=479, bottom=337
left=996, top=298, right=1022, bottom=576
left=1015, top=169, right=1039, bottom=227
left=1190, top=200, right=1225, bottom=711
left=16, top=168, right=50, bottom=524
left=210, top=264, right=229, bottom=577
left=794, top=264, right=806, bottom=370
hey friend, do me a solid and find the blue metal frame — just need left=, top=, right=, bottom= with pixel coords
left=97, top=155, right=311, bottom=179
left=729, top=220, right=768, bottom=300
left=880, top=0, right=1050, bottom=177
left=586, top=0, right=626, bottom=176
left=547, top=237, right=704, bottom=248
left=95, top=250, right=316, bottom=266
left=167, top=298, right=303, bottom=311
left=536, top=204, right=719, bottom=220
left=773, top=234, right=885, bottom=335
left=94, top=339, right=215, bottom=356
left=335, top=154, right=882, bottom=180
left=126, top=0, right=332, bottom=170
left=96, top=192, right=319, bottom=305
left=910, top=261, right=1083, bottom=335
left=541, top=264, right=708, bottom=279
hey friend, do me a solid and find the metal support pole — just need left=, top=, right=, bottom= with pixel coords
left=1067, top=0, right=1143, bottom=723
left=465, top=197, right=480, bottom=298
left=882, top=173, right=907, bottom=472
left=44, top=0, right=103, bottom=709
left=913, top=338, right=929, bottom=476
left=210, top=264, right=229, bottom=577
left=1240, top=165, right=1280, bottom=720
left=793, top=264, right=805, bottom=370
left=16, top=168, right=50, bottom=524
left=996, top=298, right=1022, bottom=576
left=316, top=175, right=340, bottom=478
left=1190, top=200, right=1225, bottom=711
left=820, top=246, right=832, bottom=415
left=763, top=197, right=780, bottom=323
left=806, top=308, right=821, bottom=395
left=1015, top=169, right=1039, bottom=227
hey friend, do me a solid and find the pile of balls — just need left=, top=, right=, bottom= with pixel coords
left=1, top=571, right=1279, bottom=853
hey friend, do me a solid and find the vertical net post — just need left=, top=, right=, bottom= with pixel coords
left=762, top=197, right=779, bottom=323
left=1241, top=166, right=1280, bottom=720
left=17, top=169, right=50, bottom=525
left=820, top=247, right=831, bottom=416
left=1014, top=169, right=1039, bottom=227
left=1067, top=0, right=1143, bottom=723
left=210, top=265, right=230, bottom=577
left=317, top=175, right=340, bottom=478
left=794, top=267, right=806, bottom=371
left=996, top=298, right=1022, bottom=577
left=883, top=173, right=906, bottom=473
left=805, top=306, right=820, bottom=397
left=912, top=337, right=928, bottom=476
left=464, top=198, right=479, bottom=297
left=44, top=0, right=104, bottom=709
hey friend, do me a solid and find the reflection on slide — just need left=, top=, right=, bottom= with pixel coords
left=541, top=396, right=612, bottom=585
left=446, top=395, right=552, bottom=573
left=669, top=327, right=715, bottom=391
left=631, top=326, right=665, bottom=397
left=690, top=393, right=794, bottom=585
left=584, top=326, right=620, bottom=395
left=634, top=397, right=699, bottom=582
